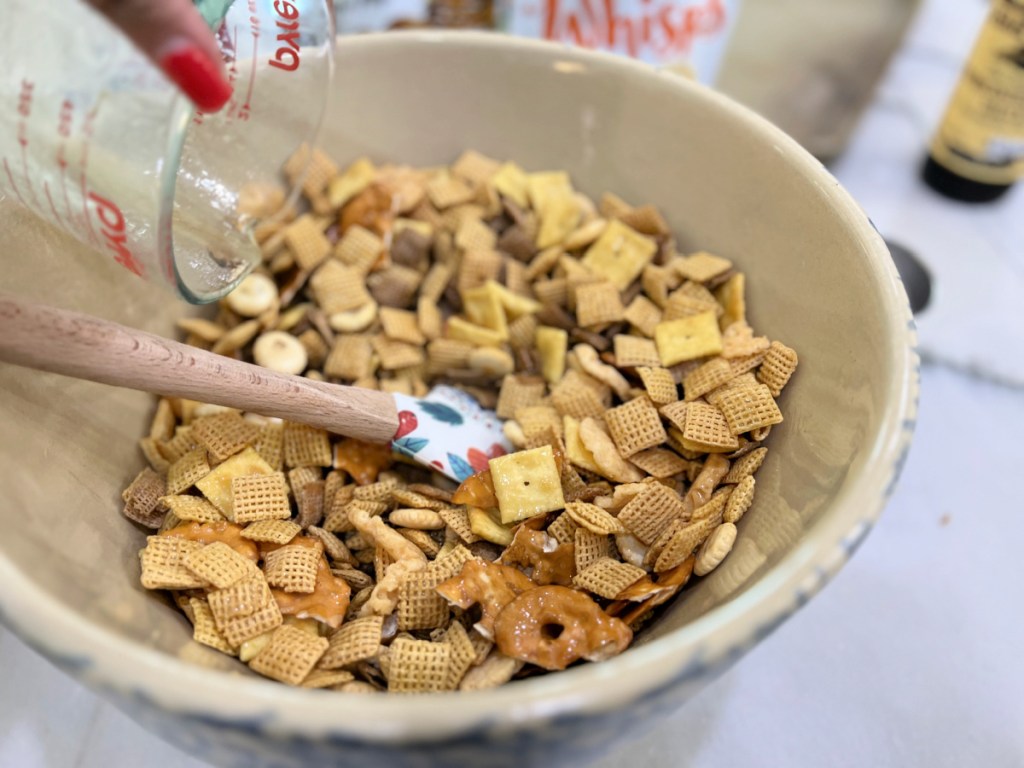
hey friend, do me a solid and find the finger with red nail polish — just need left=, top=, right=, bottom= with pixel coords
left=86, top=0, right=233, bottom=112
left=160, top=42, right=233, bottom=112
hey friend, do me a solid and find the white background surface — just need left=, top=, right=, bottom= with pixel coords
left=2, top=0, right=1022, bottom=765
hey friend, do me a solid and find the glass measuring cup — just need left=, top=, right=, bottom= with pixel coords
left=0, top=0, right=334, bottom=303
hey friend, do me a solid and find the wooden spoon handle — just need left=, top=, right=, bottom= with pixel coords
left=0, top=294, right=399, bottom=444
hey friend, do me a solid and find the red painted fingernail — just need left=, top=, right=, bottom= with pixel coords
left=159, top=45, right=232, bottom=112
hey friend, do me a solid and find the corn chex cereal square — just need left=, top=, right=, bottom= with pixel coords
left=284, top=423, right=332, bottom=468
left=254, top=422, right=285, bottom=471
left=436, top=505, right=480, bottom=544
left=284, top=215, right=331, bottom=271
left=574, top=527, right=611, bottom=572
left=380, top=307, right=426, bottom=346
left=427, top=171, right=475, bottom=210
left=191, top=412, right=260, bottom=463
left=166, top=447, right=211, bottom=496
left=673, top=251, right=732, bottom=283
left=757, top=340, right=799, bottom=397
left=160, top=494, right=223, bottom=523
left=241, top=519, right=301, bottom=544
left=716, top=383, right=784, bottom=435
left=636, top=366, right=679, bottom=405
left=618, top=482, right=687, bottom=544
left=724, top=446, right=768, bottom=484
left=397, top=569, right=451, bottom=631
left=373, top=335, right=426, bottom=371
left=627, top=448, right=690, bottom=479
left=574, top=281, right=624, bottom=328
left=623, top=295, right=663, bottom=338
left=388, top=637, right=452, bottom=693
left=683, top=358, right=735, bottom=401
left=189, top=598, right=235, bottom=654
left=317, top=615, right=384, bottom=670
left=139, top=536, right=206, bottom=590
left=549, top=374, right=606, bottom=420
left=335, top=225, right=383, bottom=275
left=310, top=260, right=372, bottom=315
left=249, top=625, right=329, bottom=686
left=230, top=472, right=291, bottom=523
left=324, top=334, right=374, bottom=380
left=264, top=542, right=323, bottom=593
left=573, top=557, right=646, bottom=599
left=184, top=541, right=258, bottom=589
left=443, top=621, right=477, bottom=690
left=452, top=150, right=501, bottom=185
left=682, top=401, right=739, bottom=452
left=604, top=396, right=667, bottom=457
left=613, top=335, right=661, bottom=368
left=208, top=573, right=274, bottom=623
left=495, top=375, right=546, bottom=420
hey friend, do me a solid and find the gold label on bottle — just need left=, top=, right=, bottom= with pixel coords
left=930, top=0, right=1024, bottom=185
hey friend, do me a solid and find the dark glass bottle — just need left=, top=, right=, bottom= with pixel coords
left=922, top=0, right=1024, bottom=203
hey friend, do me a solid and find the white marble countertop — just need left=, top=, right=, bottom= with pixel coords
left=2, top=0, right=1022, bottom=765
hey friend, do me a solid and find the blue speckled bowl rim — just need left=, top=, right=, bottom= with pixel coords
left=0, top=30, right=919, bottom=745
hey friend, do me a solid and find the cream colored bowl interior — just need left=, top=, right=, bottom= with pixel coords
left=0, top=32, right=914, bottom=742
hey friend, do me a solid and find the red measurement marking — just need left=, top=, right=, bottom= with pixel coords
left=59, top=161, right=75, bottom=228
left=2, top=158, right=30, bottom=209
left=17, top=79, right=34, bottom=118
left=43, top=181, right=65, bottom=228
left=20, top=143, right=42, bottom=211
left=78, top=107, right=100, bottom=246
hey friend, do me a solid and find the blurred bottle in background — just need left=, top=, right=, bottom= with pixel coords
left=922, top=0, right=1024, bottom=203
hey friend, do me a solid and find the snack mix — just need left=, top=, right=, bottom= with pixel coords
left=123, top=149, right=799, bottom=693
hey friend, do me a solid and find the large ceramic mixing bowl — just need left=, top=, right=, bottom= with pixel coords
left=0, top=31, right=918, bottom=768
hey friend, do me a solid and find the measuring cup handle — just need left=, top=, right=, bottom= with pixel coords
left=0, top=294, right=399, bottom=444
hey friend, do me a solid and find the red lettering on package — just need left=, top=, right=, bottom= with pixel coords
left=541, top=0, right=726, bottom=60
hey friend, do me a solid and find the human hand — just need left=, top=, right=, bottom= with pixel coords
left=87, top=0, right=233, bottom=112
